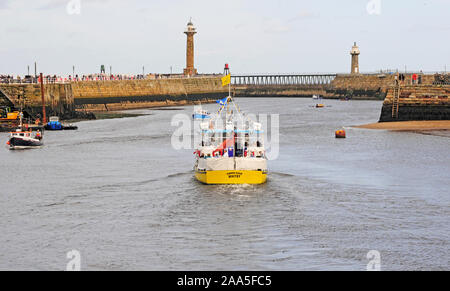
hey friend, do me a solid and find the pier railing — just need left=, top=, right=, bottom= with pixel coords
left=2, top=72, right=448, bottom=86
left=0, top=73, right=225, bottom=85
left=231, top=74, right=337, bottom=86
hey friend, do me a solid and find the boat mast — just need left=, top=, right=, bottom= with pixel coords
left=19, top=111, right=23, bottom=129
left=230, top=69, right=236, bottom=169
left=228, top=75, right=231, bottom=99
left=40, top=73, right=47, bottom=124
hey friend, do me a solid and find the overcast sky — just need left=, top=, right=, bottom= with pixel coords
left=0, top=0, right=449, bottom=76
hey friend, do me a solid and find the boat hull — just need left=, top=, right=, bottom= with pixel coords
left=44, top=123, right=78, bottom=131
left=195, top=170, right=267, bottom=185
left=44, top=123, right=62, bottom=130
left=8, top=137, right=43, bottom=150
left=192, top=114, right=210, bottom=120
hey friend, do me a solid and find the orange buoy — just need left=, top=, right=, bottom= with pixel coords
left=335, top=129, right=346, bottom=138
left=316, top=104, right=325, bottom=108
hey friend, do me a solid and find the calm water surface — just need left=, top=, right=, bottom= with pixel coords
left=0, top=98, right=448, bottom=270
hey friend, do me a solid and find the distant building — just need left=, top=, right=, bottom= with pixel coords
left=350, top=42, right=360, bottom=74
left=183, top=19, right=198, bottom=76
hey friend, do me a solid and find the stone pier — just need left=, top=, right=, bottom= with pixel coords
left=379, top=85, right=450, bottom=122
left=0, top=76, right=228, bottom=120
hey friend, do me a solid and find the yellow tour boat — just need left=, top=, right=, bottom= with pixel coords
left=193, top=93, right=268, bottom=185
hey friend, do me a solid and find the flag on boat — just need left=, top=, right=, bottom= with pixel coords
left=221, top=74, right=231, bottom=87
left=216, top=97, right=229, bottom=106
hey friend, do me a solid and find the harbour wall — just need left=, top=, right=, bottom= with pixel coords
left=233, top=85, right=332, bottom=98
left=0, top=83, right=77, bottom=119
left=72, top=77, right=227, bottom=111
left=234, top=73, right=437, bottom=100
left=2, top=74, right=449, bottom=122
left=0, top=77, right=228, bottom=119
left=330, top=74, right=395, bottom=99
left=379, top=85, right=450, bottom=122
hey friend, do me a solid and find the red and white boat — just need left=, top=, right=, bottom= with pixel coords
left=6, top=112, right=43, bottom=150
left=7, top=129, right=43, bottom=150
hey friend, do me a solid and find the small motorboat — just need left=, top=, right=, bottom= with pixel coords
left=7, top=129, right=43, bottom=150
left=45, top=116, right=62, bottom=130
left=44, top=116, right=78, bottom=131
left=192, top=109, right=211, bottom=120
left=313, top=95, right=325, bottom=108
left=5, top=110, right=44, bottom=150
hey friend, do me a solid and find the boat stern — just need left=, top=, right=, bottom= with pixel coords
left=195, top=169, right=267, bottom=185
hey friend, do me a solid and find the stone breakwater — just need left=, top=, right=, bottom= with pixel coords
left=0, top=83, right=81, bottom=119
left=2, top=74, right=448, bottom=123
left=233, top=74, right=395, bottom=100
left=379, top=85, right=450, bottom=122
left=330, top=74, right=396, bottom=99
left=234, top=73, right=439, bottom=100
left=71, top=77, right=227, bottom=112
left=0, top=77, right=228, bottom=119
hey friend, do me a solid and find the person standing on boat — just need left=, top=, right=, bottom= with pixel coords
left=35, top=130, right=42, bottom=140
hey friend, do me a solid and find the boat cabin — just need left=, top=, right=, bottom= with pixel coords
left=10, top=130, right=33, bottom=138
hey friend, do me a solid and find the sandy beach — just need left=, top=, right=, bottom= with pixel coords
left=355, top=120, right=450, bottom=131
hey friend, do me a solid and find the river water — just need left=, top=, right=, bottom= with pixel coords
left=0, top=98, right=448, bottom=271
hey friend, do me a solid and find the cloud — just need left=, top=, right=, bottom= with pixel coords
left=5, top=26, right=29, bottom=33
left=0, top=0, right=10, bottom=9
left=288, top=10, right=318, bottom=22
left=262, top=18, right=290, bottom=34
left=37, top=0, right=67, bottom=10
left=36, top=0, right=111, bottom=11
left=0, top=0, right=449, bottom=75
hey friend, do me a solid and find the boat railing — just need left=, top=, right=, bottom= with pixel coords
left=10, top=132, right=32, bottom=137
left=201, top=129, right=264, bottom=134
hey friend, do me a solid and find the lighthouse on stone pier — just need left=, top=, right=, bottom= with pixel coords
left=183, top=19, right=198, bottom=76
left=350, top=42, right=360, bottom=74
